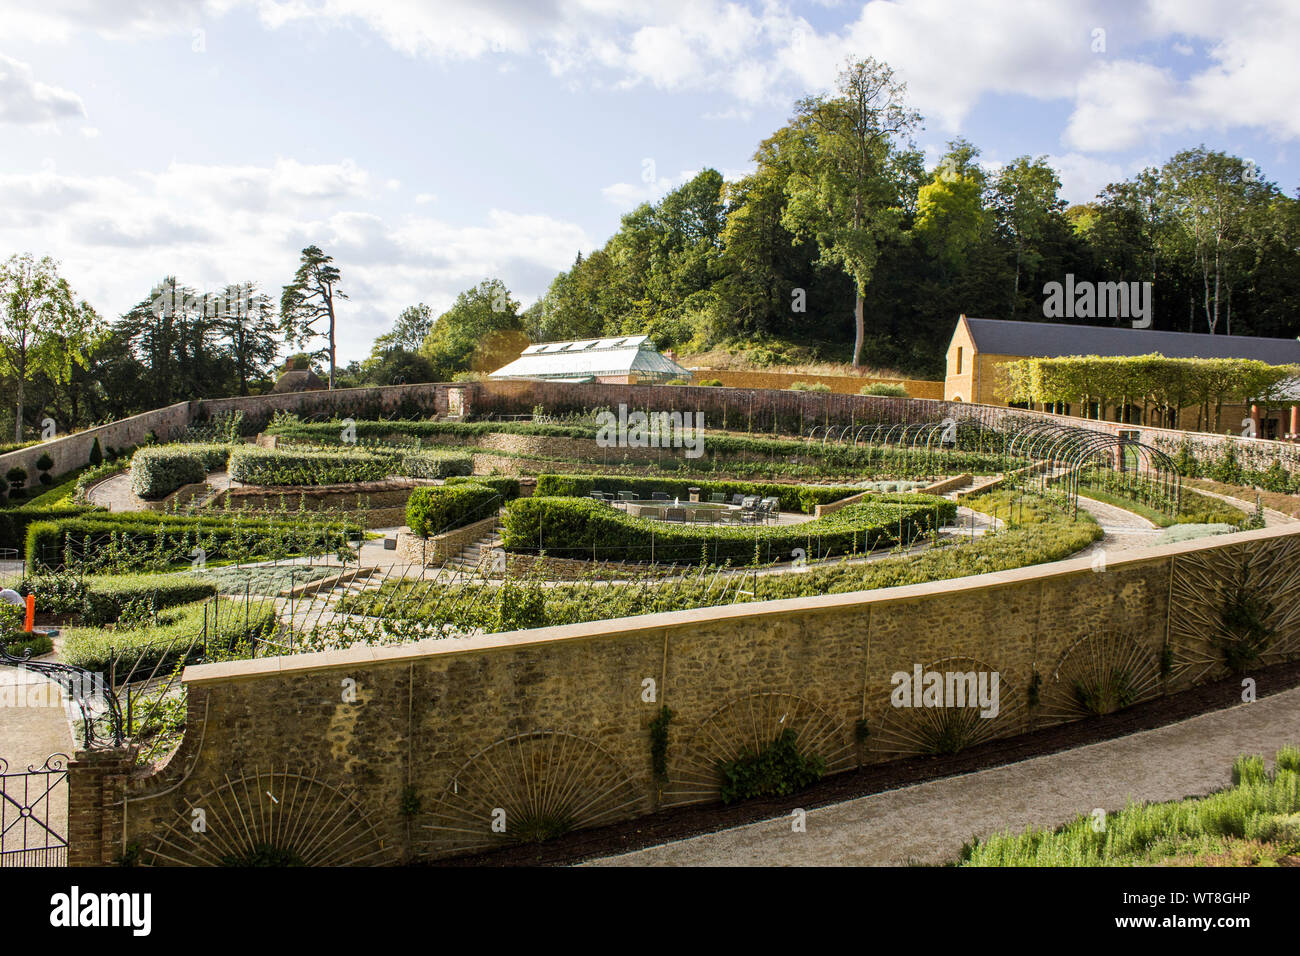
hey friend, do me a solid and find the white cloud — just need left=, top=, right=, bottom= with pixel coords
left=0, top=54, right=86, bottom=125
left=0, top=158, right=589, bottom=362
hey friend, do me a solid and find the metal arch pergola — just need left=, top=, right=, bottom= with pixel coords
left=998, top=419, right=1182, bottom=516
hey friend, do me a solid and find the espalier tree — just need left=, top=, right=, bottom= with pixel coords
left=1003, top=355, right=1299, bottom=430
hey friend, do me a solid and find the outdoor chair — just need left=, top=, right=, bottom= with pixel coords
left=652, top=491, right=670, bottom=501
left=663, top=508, right=687, bottom=522
left=760, top=497, right=781, bottom=522
left=731, top=494, right=745, bottom=506
left=710, top=492, right=726, bottom=503
left=693, top=510, right=719, bottom=525
left=739, top=497, right=761, bottom=523
left=618, top=491, right=637, bottom=501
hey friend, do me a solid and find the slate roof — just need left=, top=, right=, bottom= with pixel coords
left=490, top=335, right=691, bottom=381
left=963, top=317, right=1300, bottom=363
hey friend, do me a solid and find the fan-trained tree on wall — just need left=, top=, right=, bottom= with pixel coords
left=281, top=246, right=346, bottom=389
left=0, top=254, right=96, bottom=442
left=782, top=57, right=920, bottom=368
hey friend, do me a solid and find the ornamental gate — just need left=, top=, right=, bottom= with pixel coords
left=0, top=754, right=69, bottom=867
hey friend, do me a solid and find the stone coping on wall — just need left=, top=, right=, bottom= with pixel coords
left=182, top=522, right=1300, bottom=687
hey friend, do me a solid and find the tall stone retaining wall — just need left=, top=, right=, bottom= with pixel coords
left=69, top=524, right=1300, bottom=865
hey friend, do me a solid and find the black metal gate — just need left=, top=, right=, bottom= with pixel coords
left=0, top=754, right=69, bottom=867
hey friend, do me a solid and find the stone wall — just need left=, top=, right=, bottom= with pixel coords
left=0, top=402, right=190, bottom=483
left=72, top=523, right=1300, bottom=865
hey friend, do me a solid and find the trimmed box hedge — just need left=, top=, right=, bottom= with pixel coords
left=0, top=504, right=98, bottom=551
left=63, top=597, right=278, bottom=674
left=78, top=572, right=220, bottom=626
left=25, top=512, right=353, bottom=571
left=398, top=450, right=474, bottom=479
left=129, top=445, right=229, bottom=499
left=228, top=446, right=396, bottom=486
left=501, top=494, right=956, bottom=565
left=533, top=474, right=861, bottom=514
left=407, top=482, right=516, bottom=537
left=445, top=475, right=521, bottom=497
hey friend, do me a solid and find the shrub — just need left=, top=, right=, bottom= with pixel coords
left=5, top=467, right=28, bottom=498
left=407, top=483, right=508, bottom=537
left=532, top=473, right=860, bottom=514
left=789, top=381, right=831, bottom=392
left=398, top=450, right=474, bottom=479
left=445, top=475, right=521, bottom=498
left=129, top=446, right=212, bottom=499
left=0, top=601, right=23, bottom=640
left=501, top=494, right=954, bottom=565
left=36, top=452, right=54, bottom=473
left=0, top=505, right=98, bottom=552
left=63, top=598, right=277, bottom=674
left=25, top=512, right=352, bottom=572
left=89, top=437, right=103, bottom=467
left=228, top=446, right=396, bottom=486
left=718, top=729, right=826, bottom=804
left=698, top=379, right=723, bottom=387
left=2, top=632, right=54, bottom=657
left=859, top=383, right=908, bottom=397
left=77, top=573, right=219, bottom=626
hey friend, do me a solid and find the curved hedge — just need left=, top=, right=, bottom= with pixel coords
left=533, top=474, right=861, bottom=514
left=407, top=482, right=516, bottom=537
left=129, top=446, right=218, bottom=499
left=501, top=494, right=956, bottom=565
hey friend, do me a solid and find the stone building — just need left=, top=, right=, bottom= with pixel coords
left=944, top=314, right=1300, bottom=437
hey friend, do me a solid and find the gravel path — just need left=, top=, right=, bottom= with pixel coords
left=586, top=685, right=1300, bottom=867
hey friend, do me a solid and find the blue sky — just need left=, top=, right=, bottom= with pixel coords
left=2, top=0, right=1298, bottom=363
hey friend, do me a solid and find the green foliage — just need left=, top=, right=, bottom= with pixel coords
left=420, top=278, right=528, bottom=380
left=444, top=475, right=521, bottom=497
left=649, top=706, right=674, bottom=783
left=88, top=437, right=103, bottom=466
left=2, top=632, right=54, bottom=657
left=76, top=572, right=219, bottom=626
left=396, top=449, right=474, bottom=479
left=501, top=494, right=954, bottom=565
left=25, top=511, right=353, bottom=572
left=63, top=597, right=277, bottom=674
left=789, top=381, right=831, bottom=392
left=341, top=488, right=1098, bottom=634
left=960, top=748, right=1300, bottom=866
left=718, top=728, right=826, bottom=804
left=0, top=504, right=97, bottom=551
left=129, top=445, right=227, bottom=499
left=1214, top=578, right=1275, bottom=674
left=0, top=601, right=24, bottom=640
left=228, top=446, right=395, bottom=486
left=533, top=473, right=862, bottom=514
left=406, top=482, right=510, bottom=537
left=859, top=382, right=908, bottom=396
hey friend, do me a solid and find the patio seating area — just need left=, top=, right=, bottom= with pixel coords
left=585, top=490, right=801, bottom=525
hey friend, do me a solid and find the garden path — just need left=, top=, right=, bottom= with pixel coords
left=585, top=684, right=1300, bottom=867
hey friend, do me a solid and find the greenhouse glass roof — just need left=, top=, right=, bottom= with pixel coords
left=489, top=335, right=690, bottom=381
